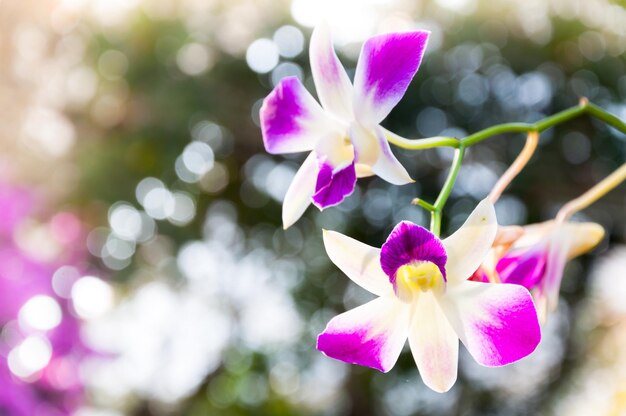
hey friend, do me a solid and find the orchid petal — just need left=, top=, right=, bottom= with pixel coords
left=540, top=224, right=572, bottom=313
left=563, top=222, right=604, bottom=259
left=323, top=230, right=393, bottom=297
left=353, top=31, right=429, bottom=125
left=310, top=24, right=353, bottom=120
left=509, top=221, right=555, bottom=249
left=512, top=221, right=604, bottom=258
left=260, top=77, right=327, bottom=154
left=409, top=292, right=458, bottom=392
left=496, top=245, right=547, bottom=289
left=355, top=163, right=374, bottom=178
left=380, top=221, right=447, bottom=286
left=350, top=124, right=413, bottom=185
left=519, top=222, right=603, bottom=316
left=312, top=161, right=356, bottom=209
left=317, top=296, right=410, bottom=372
left=371, top=127, right=413, bottom=185
left=282, top=152, right=317, bottom=229
left=350, top=122, right=380, bottom=166
left=443, top=199, right=497, bottom=285
left=441, top=280, right=541, bottom=367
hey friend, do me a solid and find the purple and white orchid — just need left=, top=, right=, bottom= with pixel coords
left=473, top=220, right=605, bottom=322
left=260, top=26, right=430, bottom=228
left=317, top=200, right=541, bottom=392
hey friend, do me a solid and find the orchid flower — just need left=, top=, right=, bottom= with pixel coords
left=473, top=220, right=604, bottom=322
left=317, top=200, right=541, bottom=392
left=260, top=26, right=430, bottom=228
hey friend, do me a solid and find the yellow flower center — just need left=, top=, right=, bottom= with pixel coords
left=395, top=261, right=445, bottom=301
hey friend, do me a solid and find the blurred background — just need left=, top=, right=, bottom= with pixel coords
left=1, top=0, right=626, bottom=415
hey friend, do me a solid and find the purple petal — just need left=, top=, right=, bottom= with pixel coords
left=312, top=161, right=356, bottom=209
left=353, top=31, right=429, bottom=124
left=317, top=296, right=410, bottom=372
left=441, top=281, right=541, bottom=367
left=380, top=221, right=447, bottom=286
left=260, top=77, right=325, bottom=154
left=496, top=246, right=547, bottom=290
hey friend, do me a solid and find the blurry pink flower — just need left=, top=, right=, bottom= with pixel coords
left=471, top=220, right=604, bottom=322
left=0, top=183, right=93, bottom=415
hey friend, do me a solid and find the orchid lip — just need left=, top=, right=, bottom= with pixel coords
left=380, top=221, right=448, bottom=287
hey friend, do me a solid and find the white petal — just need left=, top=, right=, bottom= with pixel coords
left=282, top=152, right=317, bottom=229
left=409, top=292, right=459, bottom=393
left=355, top=163, right=374, bottom=178
left=323, top=230, right=393, bottom=297
left=310, top=24, right=353, bottom=121
left=350, top=124, right=412, bottom=185
left=540, top=225, right=573, bottom=313
left=443, top=199, right=497, bottom=285
left=371, top=127, right=413, bottom=185
left=350, top=122, right=379, bottom=166
left=512, top=220, right=604, bottom=259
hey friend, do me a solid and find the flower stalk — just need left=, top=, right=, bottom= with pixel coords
left=429, top=146, right=466, bottom=236
left=488, top=131, right=540, bottom=204
left=556, top=162, right=626, bottom=223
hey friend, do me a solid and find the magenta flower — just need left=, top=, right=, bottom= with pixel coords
left=0, top=183, right=92, bottom=415
left=260, top=26, right=429, bottom=228
left=317, top=200, right=541, bottom=392
left=482, top=221, right=604, bottom=322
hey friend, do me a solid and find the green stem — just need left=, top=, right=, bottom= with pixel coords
left=429, top=145, right=466, bottom=236
left=391, top=101, right=626, bottom=150
left=461, top=123, right=534, bottom=147
left=434, top=146, right=466, bottom=210
left=585, top=103, right=626, bottom=132
left=411, top=198, right=435, bottom=212
left=430, top=210, right=442, bottom=237
left=384, top=129, right=460, bottom=149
